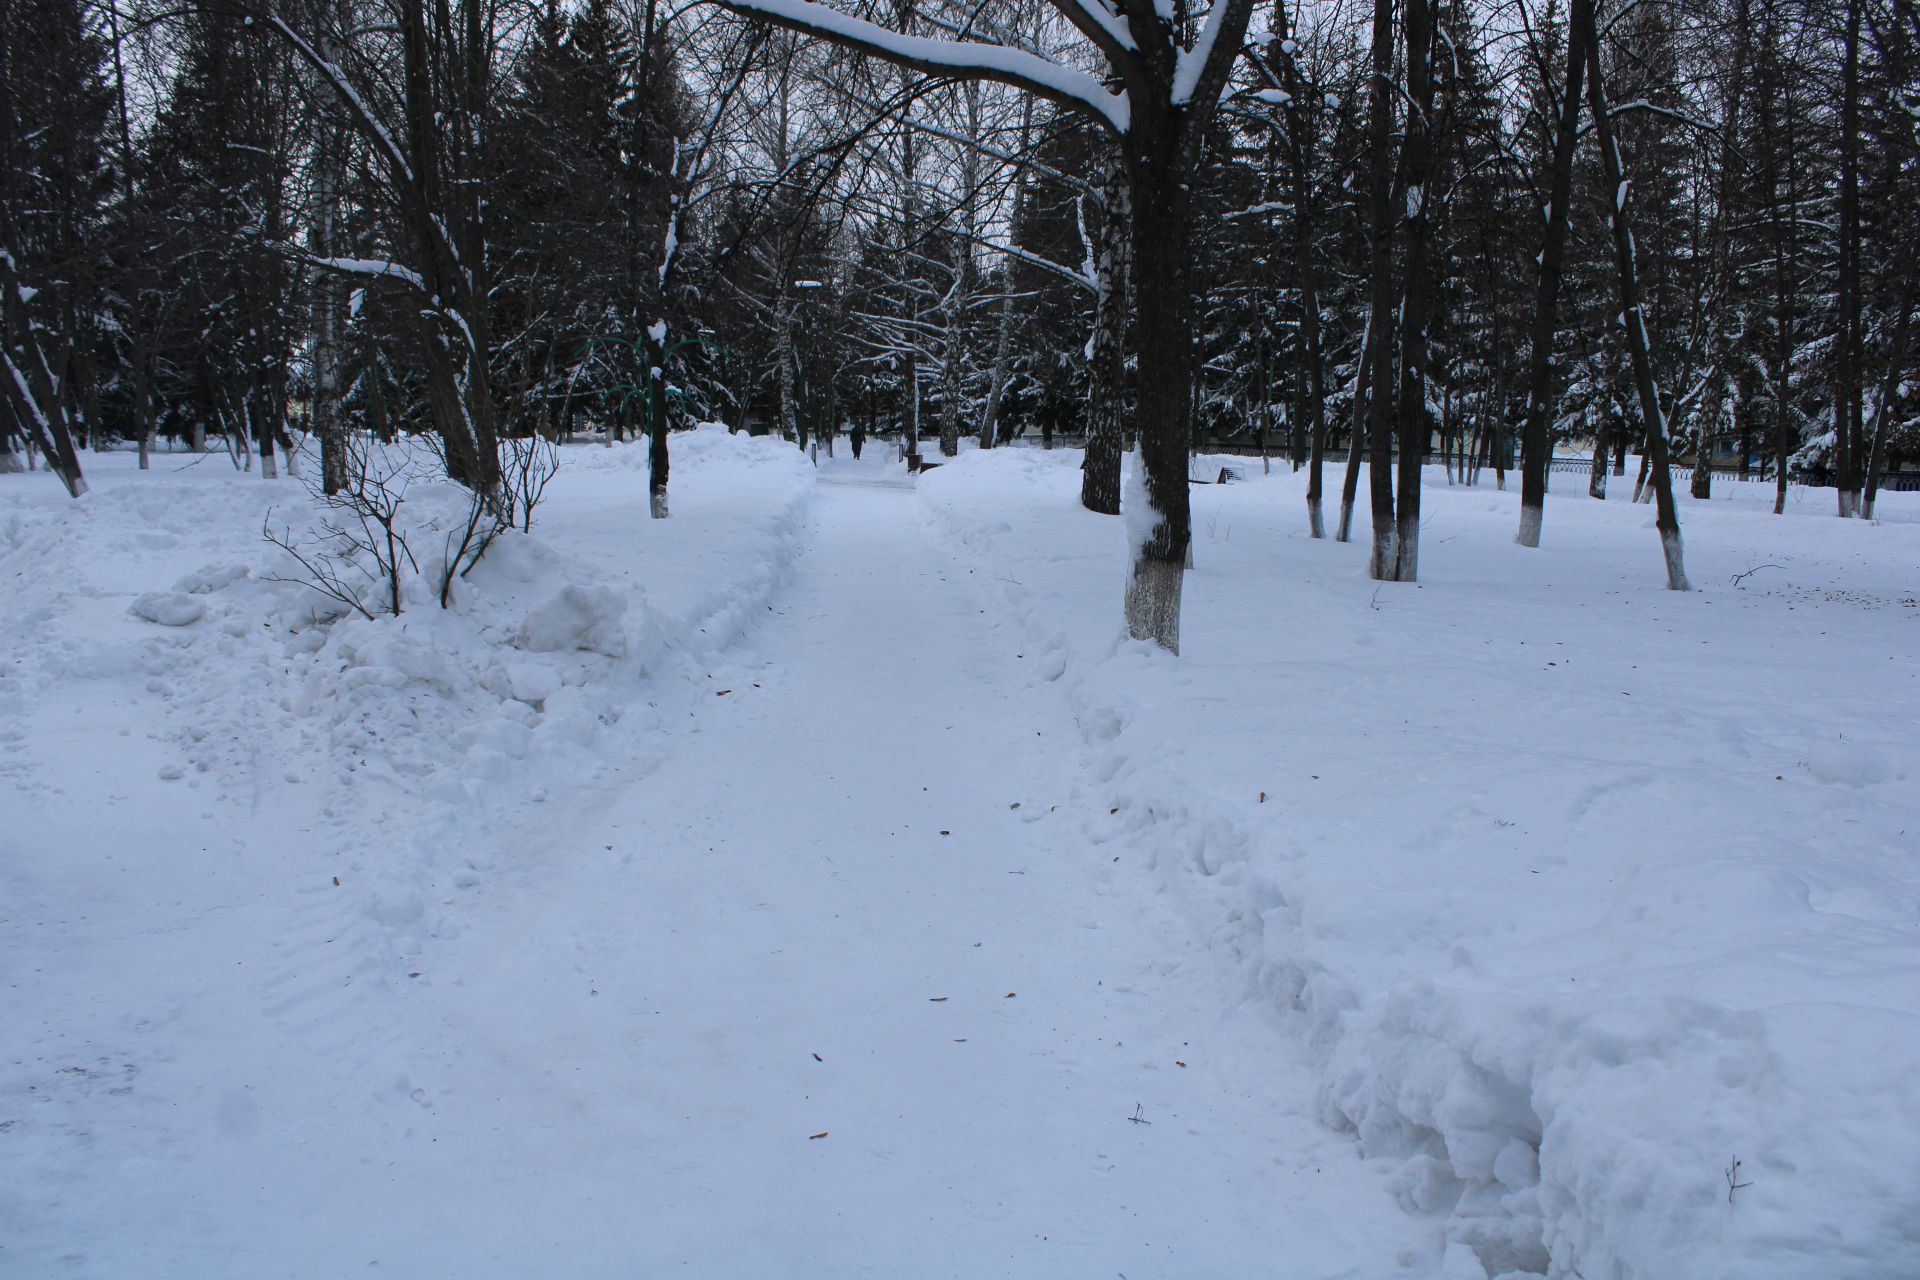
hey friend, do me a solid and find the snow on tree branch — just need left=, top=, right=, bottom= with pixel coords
left=707, top=0, right=1131, bottom=134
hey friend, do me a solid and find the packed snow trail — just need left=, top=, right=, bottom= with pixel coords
left=359, top=467, right=1435, bottom=1276
left=1, top=449, right=1436, bottom=1277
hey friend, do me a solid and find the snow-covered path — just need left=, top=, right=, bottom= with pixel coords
left=3, top=455, right=1436, bottom=1277
left=352, top=473, right=1432, bottom=1276
left=370, top=474, right=1428, bottom=1280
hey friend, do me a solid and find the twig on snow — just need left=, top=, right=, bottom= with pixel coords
left=1725, top=1155, right=1753, bottom=1203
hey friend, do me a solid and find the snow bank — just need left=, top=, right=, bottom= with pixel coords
left=1, top=430, right=815, bottom=1139
left=514, top=584, right=631, bottom=656
left=128, top=590, right=207, bottom=626
left=920, top=446, right=1920, bottom=1280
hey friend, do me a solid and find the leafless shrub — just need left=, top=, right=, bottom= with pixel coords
left=264, top=433, right=421, bottom=619
left=435, top=434, right=560, bottom=608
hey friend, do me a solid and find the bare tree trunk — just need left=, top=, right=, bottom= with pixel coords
left=981, top=98, right=1034, bottom=450
left=899, top=120, right=922, bottom=465
left=1485, top=307, right=1505, bottom=491
left=0, top=400, right=22, bottom=473
left=1692, top=0, right=1753, bottom=506
left=981, top=293, right=1014, bottom=449
left=1516, top=0, right=1588, bottom=546
left=646, top=330, right=671, bottom=517
left=1253, top=307, right=1270, bottom=472
left=1581, top=0, right=1689, bottom=589
left=938, top=318, right=963, bottom=457
left=1691, top=435, right=1714, bottom=498
left=1861, top=270, right=1915, bottom=520
left=1301, top=262, right=1327, bottom=538
left=1765, top=53, right=1798, bottom=517
left=1391, top=0, right=1438, bottom=582
left=777, top=290, right=799, bottom=443
left=134, top=329, right=154, bottom=471
left=1362, top=0, right=1399, bottom=579
left=1081, top=163, right=1129, bottom=515
left=255, top=395, right=280, bottom=479
left=1336, top=317, right=1372, bottom=542
left=310, top=3, right=349, bottom=494
left=0, top=387, right=22, bottom=472
left=1121, top=112, right=1197, bottom=652
left=273, top=0, right=500, bottom=495
left=1833, top=0, right=1864, bottom=516
left=1, top=261, right=88, bottom=498
left=906, top=341, right=921, bottom=462
left=1275, top=1, right=1329, bottom=539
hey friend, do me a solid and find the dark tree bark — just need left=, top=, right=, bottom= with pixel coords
left=1516, top=0, right=1589, bottom=546
left=645, top=330, right=671, bottom=517
left=1861, top=269, right=1916, bottom=519
left=1081, top=160, right=1130, bottom=514
left=1336, top=318, right=1372, bottom=542
left=1579, top=0, right=1689, bottom=589
left=1298, top=230, right=1328, bottom=538
left=714, top=0, right=1253, bottom=653
left=1834, top=0, right=1864, bottom=515
left=1362, top=0, right=1399, bottom=579
left=1690, top=0, right=1754, bottom=506
left=1121, top=101, right=1199, bottom=647
left=0, top=385, right=22, bottom=473
left=1272, top=0, right=1329, bottom=537
left=265, top=0, right=503, bottom=498
left=1390, top=0, right=1439, bottom=582
left=0, top=257, right=87, bottom=497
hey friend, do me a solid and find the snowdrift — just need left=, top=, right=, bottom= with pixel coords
left=920, top=447, right=1920, bottom=1280
left=1, top=431, right=816, bottom=1271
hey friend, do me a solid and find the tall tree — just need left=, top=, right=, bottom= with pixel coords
left=0, top=0, right=113, bottom=494
left=711, top=0, right=1254, bottom=653
left=1579, top=0, right=1690, bottom=589
left=261, top=0, right=508, bottom=495
left=1515, top=0, right=1588, bottom=546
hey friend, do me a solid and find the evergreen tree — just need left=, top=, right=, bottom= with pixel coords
left=0, top=0, right=114, bottom=490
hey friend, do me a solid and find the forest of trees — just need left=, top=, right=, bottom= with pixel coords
left=2, top=0, right=1915, bottom=644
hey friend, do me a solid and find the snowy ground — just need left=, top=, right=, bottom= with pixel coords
left=922, top=448, right=1920, bottom=1279
left=3, top=437, right=1915, bottom=1278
